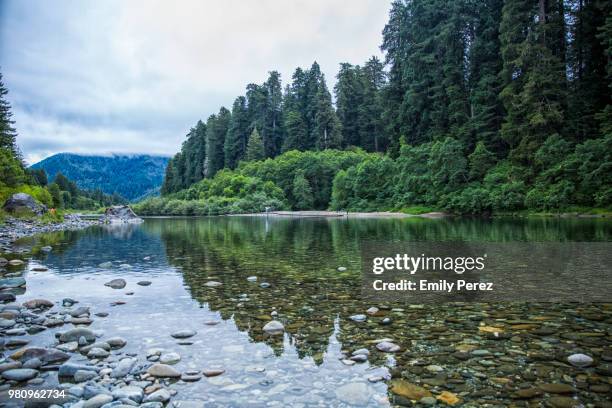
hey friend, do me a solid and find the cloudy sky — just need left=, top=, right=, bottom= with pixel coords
left=0, top=0, right=390, bottom=164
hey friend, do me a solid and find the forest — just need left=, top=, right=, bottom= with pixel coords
left=150, top=0, right=611, bottom=215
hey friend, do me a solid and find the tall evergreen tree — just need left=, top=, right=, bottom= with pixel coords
left=225, top=96, right=250, bottom=168
left=0, top=73, right=19, bottom=157
left=314, top=80, right=342, bottom=150
left=245, top=128, right=265, bottom=161
left=499, top=0, right=566, bottom=164
left=205, top=107, right=231, bottom=178
left=335, top=63, right=363, bottom=147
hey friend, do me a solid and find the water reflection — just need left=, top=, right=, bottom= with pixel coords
left=7, top=216, right=611, bottom=406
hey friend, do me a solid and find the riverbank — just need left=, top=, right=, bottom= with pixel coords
left=230, top=210, right=448, bottom=218
left=0, top=215, right=99, bottom=252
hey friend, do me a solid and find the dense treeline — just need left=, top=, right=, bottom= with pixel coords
left=0, top=73, right=125, bottom=214
left=136, top=149, right=372, bottom=215
left=160, top=0, right=611, bottom=213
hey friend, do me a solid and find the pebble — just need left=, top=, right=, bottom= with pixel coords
left=567, top=353, right=593, bottom=368
left=247, top=276, right=257, bottom=282
left=83, top=394, right=113, bottom=408
left=160, top=352, right=181, bottom=364
left=376, top=341, right=400, bottom=353
left=59, top=328, right=96, bottom=343
left=349, top=314, right=366, bottom=322
left=111, top=358, right=136, bottom=378
left=147, top=363, right=181, bottom=378
left=143, top=388, right=171, bottom=403
left=137, top=280, right=152, bottom=286
left=171, top=330, right=196, bottom=339
left=203, top=369, right=225, bottom=377
left=74, top=369, right=98, bottom=382
left=204, top=281, right=222, bottom=287
left=1, top=368, right=38, bottom=381
left=112, top=385, right=144, bottom=403
left=263, top=320, right=284, bottom=335
left=104, top=278, right=127, bottom=289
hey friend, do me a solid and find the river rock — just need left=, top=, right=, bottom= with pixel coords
left=107, top=336, right=127, bottom=348
left=147, top=363, right=181, bottom=378
left=98, top=262, right=112, bottom=268
left=58, top=363, right=99, bottom=377
left=549, top=397, right=582, bottom=408
left=181, top=370, right=202, bottom=382
left=171, top=329, right=196, bottom=339
left=23, top=298, right=54, bottom=309
left=160, top=352, right=181, bottom=364
left=143, top=388, right=171, bottom=403
left=59, top=328, right=96, bottom=343
left=0, top=293, right=16, bottom=303
left=87, top=347, right=110, bottom=358
left=8, top=259, right=24, bottom=265
left=203, top=369, right=225, bottom=377
left=69, top=306, right=90, bottom=317
left=335, top=382, right=369, bottom=405
left=350, top=314, right=366, bottom=322
left=1, top=368, right=39, bottom=381
left=2, top=193, right=46, bottom=215
left=390, top=380, right=432, bottom=399
left=567, top=353, right=593, bottom=368
left=111, top=357, right=136, bottom=378
left=0, top=318, right=16, bottom=328
left=16, top=347, right=70, bottom=364
left=83, top=393, right=113, bottom=408
left=74, top=369, right=98, bottom=382
left=104, top=278, right=126, bottom=289
left=263, top=320, right=284, bottom=335
left=366, top=307, right=379, bottom=315
left=137, top=280, right=152, bottom=286
left=204, top=281, right=222, bottom=287
left=539, top=383, right=576, bottom=394
left=102, top=205, right=143, bottom=224
left=247, top=276, right=257, bottom=282
left=41, top=246, right=52, bottom=252
left=0, top=277, right=26, bottom=289
left=113, top=385, right=144, bottom=403
left=376, top=341, right=400, bottom=353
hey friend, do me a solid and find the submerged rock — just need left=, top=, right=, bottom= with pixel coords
left=59, top=328, right=96, bottom=343
left=0, top=277, right=26, bottom=290
left=171, top=330, right=196, bottom=339
left=104, top=278, right=126, bottom=289
left=263, top=320, right=284, bottom=335
left=376, top=341, right=400, bottom=353
left=567, top=353, right=593, bottom=368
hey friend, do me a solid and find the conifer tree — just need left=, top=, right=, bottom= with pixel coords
left=245, top=128, right=265, bottom=161
left=225, top=96, right=249, bottom=168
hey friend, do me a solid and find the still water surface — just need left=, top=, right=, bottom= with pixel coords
left=10, top=216, right=612, bottom=406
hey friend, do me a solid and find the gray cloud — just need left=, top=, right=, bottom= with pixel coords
left=0, top=0, right=390, bottom=164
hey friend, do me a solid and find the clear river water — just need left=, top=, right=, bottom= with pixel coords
left=2, top=216, right=612, bottom=407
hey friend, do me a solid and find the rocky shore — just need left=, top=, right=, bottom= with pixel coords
left=0, top=215, right=99, bottom=253
left=0, top=292, right=210, bottom=407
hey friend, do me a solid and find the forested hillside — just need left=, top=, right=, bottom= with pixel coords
left=155, top=0, right=610, bottom=214
left=32, top=153, right=169, bottom=201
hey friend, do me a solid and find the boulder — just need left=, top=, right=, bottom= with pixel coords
left=2, top=193, right=46, bottom=215
left=102, top=205, right=143, bottom=224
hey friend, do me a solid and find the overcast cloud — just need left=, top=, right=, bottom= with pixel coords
left=0, top=0, right=390, bottom=164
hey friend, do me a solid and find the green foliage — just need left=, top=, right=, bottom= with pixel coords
left=134, top=170, right=288, bottom=216
left=292, top=171, right=313, bottom=210
left=153, top=1, right=610, bottom=215
left=245, top=128, right=265, bottom=162
left=239, top=149, right=372, bottom=210
left=0, top=147, right=25, bottom=187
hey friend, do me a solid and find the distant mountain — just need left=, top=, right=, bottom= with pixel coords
left=31, top=153, right=170, bottom=201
